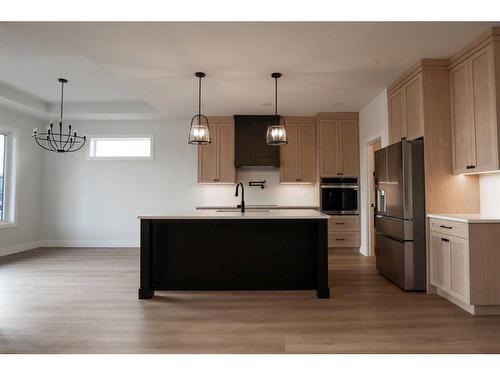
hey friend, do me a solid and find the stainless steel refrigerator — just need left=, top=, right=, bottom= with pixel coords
left=374, top=139, right=426, bottom=291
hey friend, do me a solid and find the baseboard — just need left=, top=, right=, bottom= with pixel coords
left=39, top=240, right=139, bottom=248
left=0, top=241, right=44, bottom=257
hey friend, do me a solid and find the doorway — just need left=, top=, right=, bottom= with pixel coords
left=366, top=138, right=381, bottom=257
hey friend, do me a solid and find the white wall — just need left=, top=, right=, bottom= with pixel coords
left=480, top=173, right=500, bottom=215
left=41, top=119, right=200, bottom=247
left=358, top=89, right=389, bottom=256
left=0, top=105, right=44, bottom=254
left=40, top=119, right=318, bottom=247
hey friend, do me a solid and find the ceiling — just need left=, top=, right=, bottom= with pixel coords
left=1, top=22, right=499, bottom=120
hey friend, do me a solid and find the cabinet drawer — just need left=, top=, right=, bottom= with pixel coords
left=429, top=218, right=468, bottom=238
left=328, top=232, right=360, bottom=248
left=328, top=215, right=360, bottom=232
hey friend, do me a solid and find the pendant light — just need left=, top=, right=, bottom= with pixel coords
left=32, top=78, right=87, bottom=153
left=266, top=72, right=288, bottom=145
left=188, top=72, right=211, bottom=145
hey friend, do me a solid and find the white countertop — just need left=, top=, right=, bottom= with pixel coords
left=427, top=213, right=500, bottom=223
left=139, top=209, right=330, bottom=220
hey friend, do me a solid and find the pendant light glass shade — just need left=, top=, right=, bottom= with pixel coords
left=266, top=118, right=287, bottom=145
left=188, top=114, right=210, bottom=145
left=188, top=72, right=211, bottom=145
left=266, top=72, right=287, bottom=146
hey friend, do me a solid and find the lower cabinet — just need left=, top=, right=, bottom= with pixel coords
left=328, top=215, right=360, bottom=248
left=429, top=216, right=500, bottom=315
left=430, top=231, right=470, bottom=303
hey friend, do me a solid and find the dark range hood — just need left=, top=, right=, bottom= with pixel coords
left=234, top=115, right=280, bottom=167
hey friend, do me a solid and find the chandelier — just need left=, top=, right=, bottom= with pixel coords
left=32, top=78, right=86, bottom=153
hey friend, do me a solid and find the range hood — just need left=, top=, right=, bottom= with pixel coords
left=234, top=115, right=280, bottom=167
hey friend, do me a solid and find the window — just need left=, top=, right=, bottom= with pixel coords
left=89, top=136, right=153, bottom=160
left=0, top=134, right=5, bottom=221
left=0, top=125, right=19, bottom=227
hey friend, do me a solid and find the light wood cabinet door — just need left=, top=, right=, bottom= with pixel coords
left=470, top=44, right=498, bottom=172
left=319, top=119, right=341, bottom=177
left=405, top=74, right=424, bottom=140
left=339, top=120, right=359, bottom=177
left=280, top=123, right=299, bottom=182
left=449, top=235, right=470, bottom=303
left=217, top=122, right=236, bottom=183
left=198, top=126, right=218, bottom=183
left=389, top=88, right=406, bottom=144
left=430, top=232, right=450, bottom=290
left=450, top=61, right=476, bottom=174
left=198, top=120, right=235, bottom=183
left=298, top=122, right=316, bottom=182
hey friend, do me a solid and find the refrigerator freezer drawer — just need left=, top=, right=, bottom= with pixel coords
left=375, top=233, right=416, bottom=291
left=375, top=215, right=413, bottom=241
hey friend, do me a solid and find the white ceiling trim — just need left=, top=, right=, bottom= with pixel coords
left=0, top=83, right=160, bottom=121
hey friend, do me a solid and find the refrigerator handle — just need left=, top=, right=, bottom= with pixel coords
left=376, top=188, right=386, bottom=213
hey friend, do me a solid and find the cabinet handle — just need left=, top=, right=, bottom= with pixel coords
left=336, top=238, right=345, bottom=241
left=466, top=165, right=476, bottom=169
left=336, top=222, right=345, bottom=225
left=441, top=238, right=449, bottom=243
left=439, top=225, right=452, bottom=230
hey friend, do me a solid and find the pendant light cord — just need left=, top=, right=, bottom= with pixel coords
left=198, top=75, right=202, bottom=117
left=60, top=80, right=64, bottom=121
left=275, top=76, right=278, bottom=117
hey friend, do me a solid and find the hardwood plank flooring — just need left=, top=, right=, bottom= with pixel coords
left=1, top=247, right=500, bottom=353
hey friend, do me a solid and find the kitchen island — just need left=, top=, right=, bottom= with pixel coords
left=138, top=209, right=330, bottom=299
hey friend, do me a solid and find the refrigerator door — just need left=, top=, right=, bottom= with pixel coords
left=375, top=215, right=413, bottom=241
left=385, top=142, right=405, bottom=218
left=375, top=233, right=415, bottom=290
left=374, top=147, right=387, bottom=216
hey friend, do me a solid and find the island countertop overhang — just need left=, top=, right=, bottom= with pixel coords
left=138, top=209, right=330, bottom=220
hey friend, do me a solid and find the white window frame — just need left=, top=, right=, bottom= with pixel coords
left=0, top=124, right=20, bottom=229
left=87, top=135, right=154, bottom=161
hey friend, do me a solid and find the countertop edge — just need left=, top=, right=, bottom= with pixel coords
left=427, top=213, right=500, bottom=224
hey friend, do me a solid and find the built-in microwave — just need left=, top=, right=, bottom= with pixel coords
left=320, top=177, right=359, bottom=215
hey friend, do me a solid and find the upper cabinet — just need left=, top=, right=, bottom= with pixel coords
left=449, top=32, right=500, bottom=174
left=387, top=59, right=480, bottom=215
left=388, top=72, right=424, bottom=144
left=198, top=117, right=236, bottom=183
left=318, top=113, right=359, bottom=177
left=280, top=117, right=317, bottom=183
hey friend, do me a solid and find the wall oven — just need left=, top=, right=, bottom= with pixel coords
left=320, top=177, right=359, bottom=215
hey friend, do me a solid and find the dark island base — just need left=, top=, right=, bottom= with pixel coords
left=139, top=218, right=330, bottom=299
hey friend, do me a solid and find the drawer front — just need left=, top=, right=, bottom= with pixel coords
left=328, top=231, right=360, bottom=248
left=328, top=215, right=360, bottom=232
left=429, top=218, right=468, bottom=238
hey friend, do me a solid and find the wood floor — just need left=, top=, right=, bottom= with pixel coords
left=1, top=247, right=500, bottom=354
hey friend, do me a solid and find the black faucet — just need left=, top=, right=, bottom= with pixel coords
left=235, top=182, right=245, bottom=213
